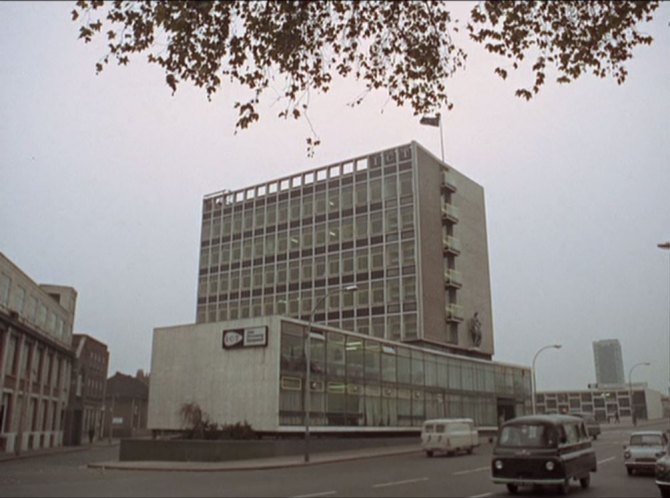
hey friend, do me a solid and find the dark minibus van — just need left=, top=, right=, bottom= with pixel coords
left=491, top=414, right=597, bottom=495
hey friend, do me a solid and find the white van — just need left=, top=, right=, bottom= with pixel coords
left=421, top=418, right=479, bottom=457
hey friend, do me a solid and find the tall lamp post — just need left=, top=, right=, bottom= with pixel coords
left=531, top=344, right=562, bottom=414
left=629, top=361, right=650, bottom=426
left=304, top=285, right=358, bottom=463
left=658, top=242, right=670, bottom=429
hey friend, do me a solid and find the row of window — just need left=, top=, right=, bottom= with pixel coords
left=203, top=146, right=412, bottom=214
left=279, top=324, right=529, bottom=396
left=279, top=384, right=501, bottom=428
left=277, top=324, right=528, bottom=427
left=75, top=374, right=105, bottom=398
left=203, top=172, right=415, bottom=239
left=200, top=274, right=417, bottom=306
left=0, top=273, right=71, bottom=342
left=0, top=392, right=65, bottom=435
left=3, top=333, right=67, bottom=391
left=536, top=391, right=633, bottom=403
left=200, top=208, right=417, bottom=269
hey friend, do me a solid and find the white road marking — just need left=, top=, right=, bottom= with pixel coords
left=292, top=491, right=337, bottom=498
left=453, top=466, right=490, bottom=476
left=372, top=477, right=429, bottom=488
left=469, top=493, right=493, bottom=498
left=598, top=456, right=616, bottom=465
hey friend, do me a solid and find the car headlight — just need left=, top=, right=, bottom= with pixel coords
left=624, top=451, right=631, bottom=459
left=545, top=461, right=555, bottom=471
left=495, top=460, right=504, bottom=470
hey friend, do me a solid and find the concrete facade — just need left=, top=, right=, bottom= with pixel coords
left=149, top=317, right=530, bottom=434
left=0, top=252, right=76, bottom=455
left=149, top=318, right=281, bottom=432
left=414, top=145, right=493, bottom=355
left=150, top=141, right=528, bottom=436
left=197, top=141, right=493, bottom=360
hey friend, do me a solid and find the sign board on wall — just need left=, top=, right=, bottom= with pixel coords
left=222, top=326, right=268, bottom=349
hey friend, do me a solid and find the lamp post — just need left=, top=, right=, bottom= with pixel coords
left=658, top=242, right=670, bottom=414
left=304, top=285, right=358, bottom=463
left=531, top=344, right=562, bottom=414
left=628, top=361, right=650, bottom=426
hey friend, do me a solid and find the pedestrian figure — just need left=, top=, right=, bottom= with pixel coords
left=88, top=426, right=95, bottom=444
left=615, top=411, right=620, bottom=423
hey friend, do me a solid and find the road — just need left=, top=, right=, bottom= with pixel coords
left=0, top=422, right=664, bottom=497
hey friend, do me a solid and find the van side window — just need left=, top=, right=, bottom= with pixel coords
left=425, top=424, right=434, bottom=433
left=563, top=423, right=580, bottom=444
left=436, top=424, right=446, bottom=433
left=579, top=423, right=588, bottom=440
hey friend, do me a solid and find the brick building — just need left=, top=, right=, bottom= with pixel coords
left=64, top=334, right=109, bottom=445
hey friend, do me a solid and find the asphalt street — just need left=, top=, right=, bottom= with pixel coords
left=0, top=421, right=665, bottom=497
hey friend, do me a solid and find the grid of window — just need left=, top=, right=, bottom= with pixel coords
left=0, top=269, right=72, bottom=343
left=198, top=145, right=420, bottom=341
left=536, top=390, right=636, bottom=420
left=278, top=321, right=529, bottom=428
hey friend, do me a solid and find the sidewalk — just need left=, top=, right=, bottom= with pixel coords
left=87, top=443, right=423, bottom=472
left=0, top=439, right=120, bottom=463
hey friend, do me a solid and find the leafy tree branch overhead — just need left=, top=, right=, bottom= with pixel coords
left=73, top=0, right=660, bottom=155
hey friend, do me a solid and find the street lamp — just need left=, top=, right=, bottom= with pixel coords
left=531, top=344, right=562, bottom=414
left=658, top=242, right=670, bottom=402
left=628, top=361, right=650, bottom=426
left=304, top=285, right=358, bottom=463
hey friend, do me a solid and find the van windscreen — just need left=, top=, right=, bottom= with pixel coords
left=499, top=424, right=557, bottom=448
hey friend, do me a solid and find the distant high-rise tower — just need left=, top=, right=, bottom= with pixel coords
left=593, top=339, right=625, bottom=386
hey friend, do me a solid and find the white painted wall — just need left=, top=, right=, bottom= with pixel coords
left=645, top=388, right=664, bottom=420
left=148, top=316, right=281, bottom=432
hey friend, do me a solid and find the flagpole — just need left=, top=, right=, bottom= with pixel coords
left=420, top=113, right=444, bottom=162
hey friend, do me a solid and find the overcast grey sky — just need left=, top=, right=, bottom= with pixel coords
left=1, top=2, right=669, bottom=393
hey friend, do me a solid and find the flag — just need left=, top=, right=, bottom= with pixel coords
left=420, top=113, right=440, bottom=127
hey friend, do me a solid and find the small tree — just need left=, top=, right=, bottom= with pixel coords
left=179, top=402, right=217, bottom=439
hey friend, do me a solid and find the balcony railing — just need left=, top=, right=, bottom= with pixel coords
left=441, top=203, right=459, bottom=223
left=444, top=269, right=463, bottom=288
left=442, top=235, right=461, bottom=255
left=445, top=303, right=464, bottom=322
left=441, top=171, right=457, bottom=192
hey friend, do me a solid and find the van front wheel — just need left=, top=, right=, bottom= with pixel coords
left=579, top=475, right=590, bottom=489
left=557, top=479, right=570, bottom=495
left=506, top=484, right=518, bottom=494
left=425, top=450, right=434, bottom=458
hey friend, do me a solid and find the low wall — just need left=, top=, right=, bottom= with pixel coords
left=120, top=436, right=419, bottom=462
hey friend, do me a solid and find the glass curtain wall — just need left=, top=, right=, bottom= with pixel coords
left=279, top=321, right=529, bottom=428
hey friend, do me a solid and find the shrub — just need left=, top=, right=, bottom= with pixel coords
left=178, top=403, right=256, bottom=440
left=221, top=421, right=256, bottom=440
